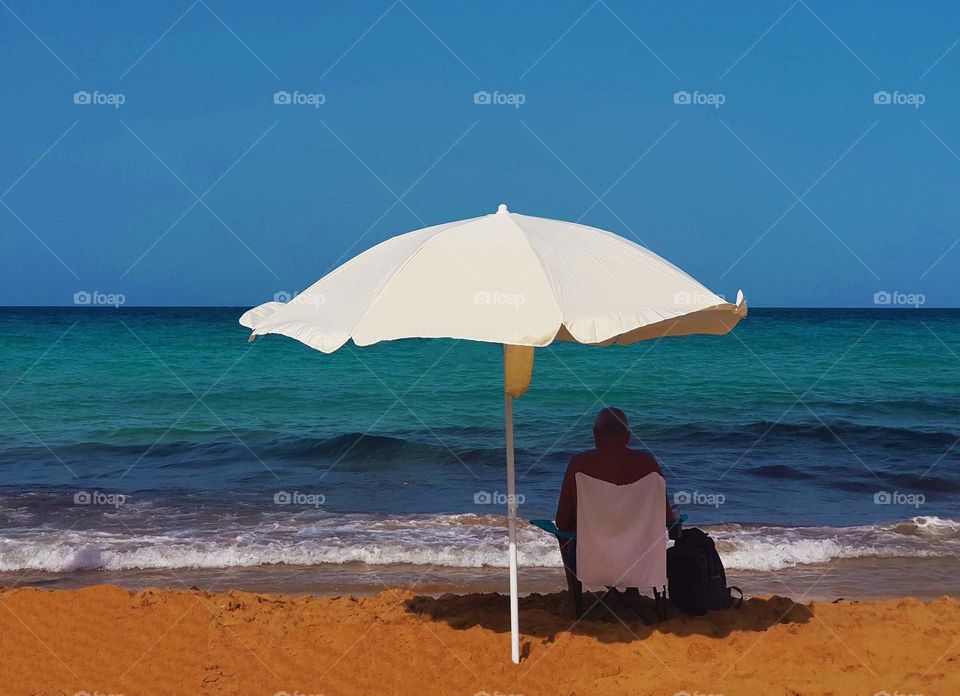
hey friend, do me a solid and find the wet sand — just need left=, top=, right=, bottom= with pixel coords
left=5, top=554, right=959, bottom=600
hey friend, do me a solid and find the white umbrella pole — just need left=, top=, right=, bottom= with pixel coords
left=505, top=391, right=520, bottom=664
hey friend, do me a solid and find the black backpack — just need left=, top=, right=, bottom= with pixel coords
left=667, top=527, right=743, bottom=615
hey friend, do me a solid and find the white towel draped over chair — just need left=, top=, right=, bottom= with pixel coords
left=574, top=472, right=668, bottom=591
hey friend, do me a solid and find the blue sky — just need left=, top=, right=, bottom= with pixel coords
left=2, top=1, right=959, bottom=307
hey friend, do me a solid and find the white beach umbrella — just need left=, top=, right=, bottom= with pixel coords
left=240, top=204, right=747, bottom=663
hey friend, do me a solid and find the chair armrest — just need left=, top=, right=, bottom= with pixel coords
left=529, top=518, right=576, bottom=541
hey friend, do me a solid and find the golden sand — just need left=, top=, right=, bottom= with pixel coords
left=1, top=584, right=957, bottom=695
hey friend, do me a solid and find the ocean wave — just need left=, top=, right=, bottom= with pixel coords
left=1, top=513, right=958, bottom=574
left=0, top=431, right=515, bottom=469
left=743, top=464, right=816, bottom=480
left=0, top=538, right=559, bottom=573
left=712, top=516, right=960, bottom=571
left=3, top=417, right=958, bottom=469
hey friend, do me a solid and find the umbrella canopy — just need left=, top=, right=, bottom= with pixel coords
left=240, top=204, right=746, bottom=351
left=240, top=204, right=746, bottom=664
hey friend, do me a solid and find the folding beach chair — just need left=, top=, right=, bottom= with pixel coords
left=531, top=472, right=671, bottom=622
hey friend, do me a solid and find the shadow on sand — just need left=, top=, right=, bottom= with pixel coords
left=405, top=589, right=813, bottom=646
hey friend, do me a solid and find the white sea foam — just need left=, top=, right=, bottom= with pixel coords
left=711, top=515, right=959, bottom=571
left=1, top=514, right=957, bottom=573
left=6, top=544, right=554, bottom=573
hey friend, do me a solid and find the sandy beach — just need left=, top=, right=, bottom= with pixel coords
left=2, top=584, right=957, bottom=696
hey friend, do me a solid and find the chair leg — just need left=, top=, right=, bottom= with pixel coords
left=652, top=587, right=670, bottom=623
left=559, top=539, right=582, bottom=619
left=655, top=585, right=668, bottom=621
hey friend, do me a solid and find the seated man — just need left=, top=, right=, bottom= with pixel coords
left=555, top=407, right=674, bottom=583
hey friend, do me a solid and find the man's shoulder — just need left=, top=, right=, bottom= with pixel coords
left=565, top=450, right=596, bottom=471
left=626, top=447, right=657, bottom=460
left=626, top=448, right=663, bottom=472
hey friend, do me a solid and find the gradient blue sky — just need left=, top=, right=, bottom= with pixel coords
left=2, top=1, right=959, bottom=307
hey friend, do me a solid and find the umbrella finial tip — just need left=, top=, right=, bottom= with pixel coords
left=497, top=203, right=509, bottom=214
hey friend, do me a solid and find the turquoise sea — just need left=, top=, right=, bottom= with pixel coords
left=1, top=307, right=959, bottom=597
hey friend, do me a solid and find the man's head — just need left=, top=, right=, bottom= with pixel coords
left=593, top=407, right=630, bottom=447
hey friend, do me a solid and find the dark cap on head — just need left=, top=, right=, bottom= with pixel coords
left=593, top=407, right=629, bottom=438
